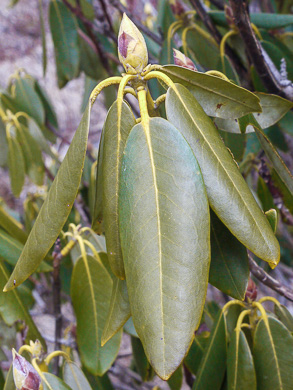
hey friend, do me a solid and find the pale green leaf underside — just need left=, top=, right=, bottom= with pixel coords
left=215, top=92, right=293, bottom=133
left=63, top=361, right=93, bottom=390
left=254, top=317, right=293, bottom=390
left=4, top=103, right=91, bottom=291
left=71, top=255, right=122, bottom=376
left=43, top=373, right=71, bottom=390
left=102, top=100, right=136, bottom=279
left=161, top=65, right=261, bottom=119
left=7, top=134, right=25, bottom=197
left=166, top=84, right=280, bottom=265
left=119, top=117, right=210, bottom=379
left=101, top=277, right=131, bottom=346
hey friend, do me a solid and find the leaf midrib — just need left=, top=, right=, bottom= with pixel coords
left=172, top=86, right=273, bottom=261
left=164, top=67, right=260, bottom=112
left=142, top=118, right=166, bottom=376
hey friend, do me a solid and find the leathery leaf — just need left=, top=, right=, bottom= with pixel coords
left=227, top=329, right=256, bottom=390
left=7, top=132, right=25, bottom=197
left=166, top=84, right=280, bottom=266
left=161, top=65, right=261, bottom=119
left=253, top=317, right=293, bottom=390
left=71, top=254, right=122, bottom=375
left=119, top=117, right=210, bottom=379
left=101, top=277, right=131, bottom=346
left=193, top=310, right=227, bottom=390
left=0, top=260, right=46, bottom=349
left=63, top=360, right=93, bottom=390
left=4, top=103, right=91, bottom=291
left=102, top=100, right=136, bottom=279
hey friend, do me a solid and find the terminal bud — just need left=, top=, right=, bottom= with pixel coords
left=118, top=13, right=148, bottom=74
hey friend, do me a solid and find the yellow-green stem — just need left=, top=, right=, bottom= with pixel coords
left=90, top=77, right=122, bottom=106
left=32, top=358, right=52, bottom=390
left=44, top=350, right=70, bottom=366
left=18, top=345, right=33, bottom=355
left=220, top=29, right=237, bottom=73
left=258, top=296, right=281, bottom=307
left=235, top=309, right=251, bottom=332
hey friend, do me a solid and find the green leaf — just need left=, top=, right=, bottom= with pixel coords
left=218, top=131, right=245, bottom=162
left=0, top=205, right=27, bottom=244
left=253, top=119, right=293, bottom=196
left=168, top=365, right=183, bottom=390
left=91, top=121, right=105, bottom=235
left=184, top=332, right=210, bottom=376
left=119, top=117, right=210, bottom=379
left=131, top=336, right=154, bottom=382
left=123, top=317, right=138, bottom=338
left=43, top=373, right=71, bottom=390
left=209, top=210, right=249, bottom=300
left=274, top=304, right=293, bottom=332
left=102, top=100, right=136, bottom=279
left=11, top=77, right=45, bottom=126
left=0, top=260, right=46, bottom=348
left=49, top=0, right=80, bottom=88
left=78, top=34, right=104, bottom=80
left=215, top=93, right=293, bottom=134
left=35, top=81, right=58, bottom=132
left=265, top=209, right=278, bottom=233
left=3, top=365, right=14, bottom=390
left=38, top=0, right=47, bottom=76
left=161, top=65, right=261, bottom=119
left=166, top=84, right=280, bottom=266
left=193, top=311, right=227, bottom=390
left=71, top=254, right=122, bottom=376
left=101, top=277, right=131, bottom=346
left=81, top=77, right=97, bottom=113
left=63, top=361, right=93, bottom=390
left=16, top=124, right=44, bottom=186
left=27, top=117, right=57, bottom=161
left=4, top=103, right=90, bottom=291
left=253, top=317, right=293, bottom=390
left=0, top=229, right=52, bottom=272
left=186, top=27, right=220, bottom=70
left=209, top=11, right=293, bottom=29
left=7, top=132, right=25, bottom=197
left=257, top=177, right=275, bottom=212
left=0, top=119, right=8, bottom=167
left=227, top=329, right=256, bottom=390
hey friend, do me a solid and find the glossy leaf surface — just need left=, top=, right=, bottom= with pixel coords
left=0, top=119, right=8, bottom=167
left=209, top=210, right=249, bottom=300
left=49, top=0, right=80, bottom=88
left=63, top=361, right=93, bottom=390
left=0, top=261, right=45, bottom=348
left=166, top=84, right=280, bottom=266
left=131, top=336, right=154, bottom=382
left=102, top=100, right=136, bottom=279
left=119, top=117, right=210, bottom=379
left=168, top=365, right=183, bottom=390
left=71, top=255, right=122, bottom=375
left=161, top=65, right=261, bottom=119
left=193, top=311, right=227, bottom=390
left=227, top=329, right=256, bottom=390
left=4, top=103, right=90, bottom=291
left=184, top=333, right=210, bottom=376
left=3, top=365, right=14, bottom=390
left=254, top=317, right=293, bottom=390
left=101, top=277, right=131, bottom=346
left=274, top=304, right=293, bottom=332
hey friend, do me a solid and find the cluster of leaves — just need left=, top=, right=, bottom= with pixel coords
left=0, top=0, right=293, bottom=389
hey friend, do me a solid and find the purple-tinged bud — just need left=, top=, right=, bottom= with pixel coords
left=224, top=5, right=235, bottom=28
left=170, top=0, right=186, bottom=17
left=245, top=279, right=258, bottom=302
left=173, top=49, right=197, bottom=71
left=12, top=349, right=41, bottom=390
left=118, top=13, right=148, bottom=74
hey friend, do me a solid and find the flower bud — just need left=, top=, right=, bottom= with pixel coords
left=173, top=49, right=197, bottom=71
left=245, top=279, right=258, bottom=302
left=170, top=0, right=186, bottom=17
left=12, top=349, right=41, bottom=390
left=118, top=13, right=148, bottom=74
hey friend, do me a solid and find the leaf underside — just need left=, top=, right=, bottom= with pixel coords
left=119, top=117, right=210, bottom=379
